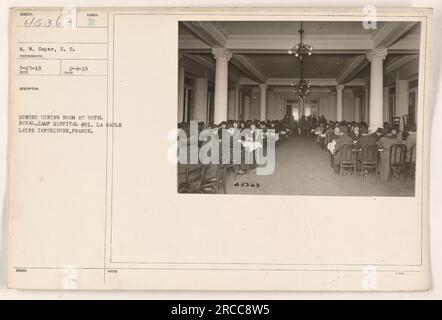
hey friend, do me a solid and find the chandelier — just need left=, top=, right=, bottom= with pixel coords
left=288, top=21, right=313, bottom=60
left=290, top=60, right=311, bottom=101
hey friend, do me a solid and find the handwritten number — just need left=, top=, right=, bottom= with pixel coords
left=23, top=14, right=65, bottom=27
left=55, top=14, right=63, bottom=27
left=233, top=182, right=260, bottom=188
left=24, top=17, right=34, bottom=27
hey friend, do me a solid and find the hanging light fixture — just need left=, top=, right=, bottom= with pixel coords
left=292, top=59, right=310, bottom=101
left=288, top=21, right=313, bottom=59
left=288, top=21, right=312, bottom=101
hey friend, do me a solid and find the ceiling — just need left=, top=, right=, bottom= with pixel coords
left=179, top=21, right=420, bottom=86
left=211, top=21, right=384, bottom=36
left=245, top=54, right=359, bottom=78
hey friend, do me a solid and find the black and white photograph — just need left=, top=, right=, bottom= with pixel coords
left=3, top=4, right=438, bottom=295
left=177, top=20, right=421, bottom=197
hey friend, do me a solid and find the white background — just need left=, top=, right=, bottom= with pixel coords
left=0, top=0, right=441, bottom=299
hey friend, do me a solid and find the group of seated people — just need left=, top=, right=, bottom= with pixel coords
left=311, top=119, right=416, bottom=181
left=278, top=114, right=328, bottom=137
left=177, top=118, right=294, bottom=193
left=178, top=119, right=293, bottom=139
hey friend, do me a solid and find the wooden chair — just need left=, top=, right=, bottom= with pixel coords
left=339, top=144, right=357, bottom=182
left=178, top=164, right=205, bottom=193
left=358, top=145, right=379, bottom=183
left=200, top=164, right=227, bottom=194
left=389, top=144, right=407, bottom=180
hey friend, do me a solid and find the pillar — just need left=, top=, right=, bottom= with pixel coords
left=354, top=96, right=361, bottom=122
left=239, top=91, right=243, bottom=120
left=383, top=87, right=389, bottom=124
left=212, top=48, right=232, bottom=124
left=244, top=96, right=251, bottom=120
left=227, top=89, right=236, bottom=120
left=259, top=83, right=267, bottom=121
left=195, top=77, right=208, bottom=122
left=364, top=84, right=370, bottom=123
left=336, top=84, right=344, bottom=121
left=367, top=48, right=388, bottom=132
left=235, top=84, right=240, bottom=120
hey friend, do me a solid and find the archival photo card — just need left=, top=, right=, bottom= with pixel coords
left=7, top=7, right=432, bottom=291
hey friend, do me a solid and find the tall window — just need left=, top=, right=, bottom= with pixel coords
left=183, top=75, right=195, bottom=122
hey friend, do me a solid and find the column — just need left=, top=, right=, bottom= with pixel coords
left=195, top=77, right=208, bottom=122
left=336, top=84, right=344, bottom=121
left=367, top=48, right=388, bottom=132
left=354, top=96, right=361, bottom=122
left=235, top=84, right=240, bottom=120
left=244, top=96, right=251, bottom=120
left=239, top=91, right=243, bottom=119
left=259, top=83, right=267, bottom=121
left=364, top=84, right=370, bottom=122
left=212, top=48, right=232, bottom=124
left=177, top=53, right=185, bottom=122
left=227, top=89, right=236, bottom=120
left=383, top=87, right=389, bottom=123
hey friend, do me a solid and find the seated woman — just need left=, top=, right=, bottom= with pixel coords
left=333, top=126, right=353, bottom=174
left=370, top=128, right=385, bottom=143
left=314, top=124, right=323, bottom=143
left=391, top=124, right=403, bottom=143
left=266, top=122, right=280, bottom=146
left=217, top=121, right=231, bottom=165
left=403, top=124, right=417, bottom=163
left=327, top=126, right=341, bottom=154
left=241, top=122, right=263, bottom=172
left=356, top=127, right=377, bottom=148
left=319, top=124, right=328, bottom=148
left=378, top=129, right=401, bottom=181
left=350, top=125, right=361, bottom=144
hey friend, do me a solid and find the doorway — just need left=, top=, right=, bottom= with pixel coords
left=304, top=99, right=319, bottom=118
left=286, top=99, right=299, bottom=120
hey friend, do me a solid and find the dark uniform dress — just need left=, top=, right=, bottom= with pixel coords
left=370, top=132, right=383, bottom=143
left=357, top=134, right=377, bottom=148
left=354, top=134, right=377, bottom=171
left=378, top=134, right=400, bottom=181
left=333, top=134, right=354, bottom=173
left=350, top=132, right=361, bottom=144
